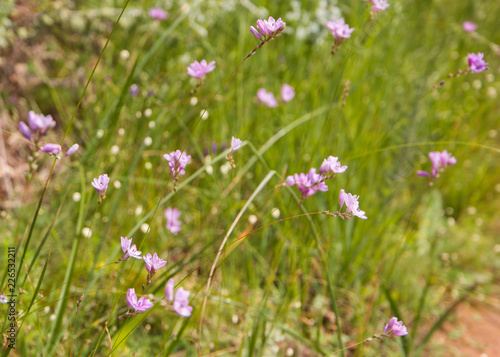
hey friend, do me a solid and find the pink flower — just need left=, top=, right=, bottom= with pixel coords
left=92, top=174, right=110, bottom=198
left=250, top=16, right=286, bottom=41
left=40, top=143, right=62, bottom=155
left=250, top=26, right=262, bottom=41
left=65, top=143, right=79, bottom=157
left=286, top=168, right=329, bottom=199
left=468, top=53, right=488, bottom=73
left=230, top=137, right=242, bottom=152
left=120, top=236, right=142, bottom=260
left=371, top=0, right=390, bottom=12
left=462, top=21, right=477, bottom=32
left=418, top=150, right=457, bottom=180
left=164, top=278, right=193, bottom=317
left=173, top=287, right=193, bottom=317
left=126, top=288, right=153, bottom=312
left=319, top=156, right=347, bottom=175
left=339, top=189, right=367, bottom=219
left=257, top=88, right=278, bottom=107
left=28, top=110, right=56, bottom=134
left=165, top=278, right=175, bottom=302
left=326, top=18, right=355, bottom=41
left=384, top=317, right=408, bottom=336
left=148, top=8, right=168, bottom=20
left=281, top=84, right=295, bottom=103
left=163, top=150, right=191, bottom=179
left=164, top=207, right=182, bottom=234
left=143, top=253, right=167, bottom=273
left=187, top=60, right=216, bottom=78
left=19, top=122, right=31, bottom=140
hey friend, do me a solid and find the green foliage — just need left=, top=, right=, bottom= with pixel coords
left=1, top=0, right=499, bottom=356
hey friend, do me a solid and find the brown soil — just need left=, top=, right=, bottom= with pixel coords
left=433, top=302, right=500, bottom=357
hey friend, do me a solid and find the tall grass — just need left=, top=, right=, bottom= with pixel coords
left=1, top=0, right=499, bottom=356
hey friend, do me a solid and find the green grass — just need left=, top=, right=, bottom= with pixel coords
left=1, top=0, right=500, bottom=356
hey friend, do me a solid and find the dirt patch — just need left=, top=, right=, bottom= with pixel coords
left=432, top=302, right=500, bottom=356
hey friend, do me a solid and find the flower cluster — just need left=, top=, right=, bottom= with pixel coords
left=163, top=150, right=192, bottom=179
left=120, top=237, right=142, bottom=261
left=19, top=111, right=79, bottom=159
left=165, top=279, right=193, bottom=317
left=326, top=18, right=355, bottom=42
left=319, top=156, right=348, bottom=175
left=285, top=156, right=347, bottom=201
left=370, top=0, right=390, bottom=12
left=250, top=16, right=286, bottom=42
left=257, top=84, right=295, bottom=107
left=338, top=189, right=367, bottom=219
left=417, top=150, right=457, bottom=181
left=25, top=110, right=56, bottom=136
left=468, top=53, right=488, bottom=73
left=286, top=168, right=329, bottom=198
left=164, top=207, right=182, bottom=234
left=117, top=236, right=192, bottom=318
left=187, top=60, right=216, bottom=79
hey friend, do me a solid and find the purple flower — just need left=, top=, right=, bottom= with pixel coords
left=281, top=84, right=295, bottom=103
left=326, top=18, right=355, bottom=41
left=462, top=21, right=477, bottom=32
left=416, top=170, right=430, bottom=177
left=163, top=150, right=191, bottom=179
left=165, top=278, right=175, bottom=302
left=148, top=8, right=168, bottom=20
left=468, top=53, right=488, bottom=73
left=250, top=16, right=286, bottom=41
left=384, top=317, right=408, bottom=336
left=230, top=137, right=242, bottom=152
left=19, top=121, right=32, bottom=140
left=339, top=189, right=367, bottom=219
left=371, top=0, right=390, bottom=12
left=120, top=236, right=142, bottom=260
left=129, top=84, right=139, bottom=96
left=211, top=142, right=218, bottom=155
left=92, top=174, right=110, bottom=201
left=65, top=143, right=79, bottom=157
left=126, top=288, right=153, bottom=312
left=40, top=143, right=62, bottom=155
left=143, top=253, right=167, bottom=273
left=173, top=287, right=193, bottom=317
left=187, top=60, right=216, bottom=79
left=286, top=168, right=329, bottom=199
left=257, top=88, right=278, bottom=108
left=164, top=207, right=182, bottom=234
left=418, top=150, right=457, bottom=180
left=319, top=156, right=347, bottom=175
left=250, top=26, right=262, bottom=41
left=28, top=110, right=56, bottom=134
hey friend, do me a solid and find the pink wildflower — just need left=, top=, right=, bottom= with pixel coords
left=384, top=317, right=408, bottom=336
left=187, top=60, right=216, bottom=78
left=257, top=88, right=278, bottom=107
left=126, top=288, right=153, bottom=312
